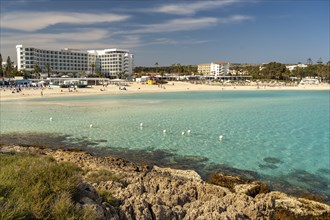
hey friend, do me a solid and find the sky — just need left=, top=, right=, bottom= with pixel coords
left=0, top=0, right=329, bottom=66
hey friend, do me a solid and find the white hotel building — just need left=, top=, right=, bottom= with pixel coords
left=16, top=45, right=134, bottom=78
left=197, top=62, right=230, bottom=77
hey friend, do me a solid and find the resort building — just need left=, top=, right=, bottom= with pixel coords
left=286, top=64, right=308, bottom=71
left=197, top=62, right=230, bottom=77
left=87, top=49, right=134, bottom=78
left=16, top=45, right=134, bottom=78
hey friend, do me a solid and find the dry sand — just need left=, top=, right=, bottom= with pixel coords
left=1, top=81, right=329, bottom=101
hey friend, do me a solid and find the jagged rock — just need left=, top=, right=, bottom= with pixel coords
left=271, top=192, right=330, bottom=219
left=151, top=204, right=173, bottom=220
left=153, top=165, right=203, bottom=181
left=77, top=183, right=103, bottom=203
left=235, top=183, right=261, bottom=196
left=83, top=203, right=107, bottom=220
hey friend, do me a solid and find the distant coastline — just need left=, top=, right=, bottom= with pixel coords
left=1, top=81, right=329, bottom=101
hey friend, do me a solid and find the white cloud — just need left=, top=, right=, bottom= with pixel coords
left=1, top=12, right=130, bottom=31
left=1, top=29, right=110, bottom=45
left=218, top=15, right=254, bottom=23
left=146, top=38, right=210, bottom=46
left=125, top=15, right=252, bottom=34
left=154, top=0, right=244, bottom=15
left=0, top=30, right=142, bottom=63
left=129, top=17, right=219, bottom=34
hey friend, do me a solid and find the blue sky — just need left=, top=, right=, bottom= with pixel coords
left=0, top=0, right=329, bottom=66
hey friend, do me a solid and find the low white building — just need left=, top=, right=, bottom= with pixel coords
left=16, top=45, right=134, bottom=78
left=300, top=77, right=319, bottom=85
left=197, top=62, right=229, bottom=77
left=286, top=64, right=308, bottom=71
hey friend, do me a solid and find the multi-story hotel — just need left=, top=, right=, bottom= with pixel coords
left=16, top=45, right=134, bottom=78
left=197, top=62, right=230, bottom=77
left=87, top=49, right=133, bottom=78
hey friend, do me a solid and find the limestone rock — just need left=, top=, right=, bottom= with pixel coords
left=153, top=165, right=203, bottom=181
left=1, top=145, right=329, bottom=220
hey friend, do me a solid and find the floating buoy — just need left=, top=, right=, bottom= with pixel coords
left=49, top=117, right=53, bottom=122
left=90, top=124, right=93, bottom=128
left=219, top=135, right=223, bottom=141
left=163, top=129, right=167, bottom=133
left=140, top=123, right=143, bottom=127
left=181, top=131, right=185, bottom=135
left=187, top=130, right=191, bottom=135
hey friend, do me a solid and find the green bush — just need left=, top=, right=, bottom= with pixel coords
left=0, top=153, right=95, bottom=219
left=85, top=169, right=118, bottom=184
left=96, top=188, right=115, bottom=205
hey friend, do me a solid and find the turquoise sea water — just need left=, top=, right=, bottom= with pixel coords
left=1, top=91, right=329, bottom=199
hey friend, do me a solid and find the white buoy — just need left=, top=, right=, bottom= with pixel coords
left=49, top=117, right=53, bottom=122
left=187, top=130, right=191, bottom=135
left=140, top=123, right=143, bottom=127
left=90, top=124, right=93, bottom=128
left=163, top=129, right=167, bottom=133
left=219, top=135, right=223, bottom=141
left=181, top=131, right=185, bottom=135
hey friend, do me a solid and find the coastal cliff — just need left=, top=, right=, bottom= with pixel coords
left=0, top=145, right=329, bottom=220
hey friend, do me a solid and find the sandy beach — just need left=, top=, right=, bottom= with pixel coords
left=1, top=81, right=329, bottom=101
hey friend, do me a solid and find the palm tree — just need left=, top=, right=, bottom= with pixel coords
left=0, top=53, right=3, bottom=77
left=90, top=63, right=95, bottom=76
left=33, top=64, right=41, bottom=79
left=45, top=63, right=51, bottom=78
left=307, top=58, right=313, bottom=65
left=5, top=56, right=13, bottom=77
left=155, top=62, right=159, bottom=73
left=117, top=71, right=126, bottom=79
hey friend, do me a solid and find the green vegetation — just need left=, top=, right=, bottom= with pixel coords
left=231, top=62, right=330, bottom=81
left=96, top=188, right=115, bottom=205
left=209, top=173, right=247, bottom=192
left=135, top=61, right=329, bottom=82
left=5, top=56, right=14, bottom=76
left=0, top=53, right=3, bottom=77
left=0, top=153, right=96, bottom=219
left=85, top=169, right=118, bottom=205
left=45, top=63, right=51, bottom=78
left=134, top=64, right=197, bottom=76
left=85, top=169, right=118, bottom=184
left=209, top=173, right=269, bottom=196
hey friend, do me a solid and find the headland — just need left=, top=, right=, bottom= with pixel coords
left=0, top=145, right=329, bottom=219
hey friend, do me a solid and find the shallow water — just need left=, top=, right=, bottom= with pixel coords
left=1, top=91, right=329, bottom=200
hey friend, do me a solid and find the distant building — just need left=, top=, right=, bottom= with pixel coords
left=2, top=61, right=16, bottom=69
left=300, top=77, right=320, bottom=85
left=87, top=49, right=134, bottom=78
left=1, top=62, right=6, bottom=69
left=197, top=62, right=229, bottom=76
left=16, top=45, right=134, bottom=78
left=286, top=64, right=308, bottom=71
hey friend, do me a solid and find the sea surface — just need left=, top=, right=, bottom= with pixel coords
left=1, top=90, right=329, bottom=200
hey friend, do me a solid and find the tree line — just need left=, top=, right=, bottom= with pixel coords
left=1, top=53, right=329, bottom=81
left=231, top=61, right=329, bottom=81
left=134, top=63, right=198, bottom=77
left=0, top=54, right=21, bottom=78
left=135, top=61, right=329, bottom=81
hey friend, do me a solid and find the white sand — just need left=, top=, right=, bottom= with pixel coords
left=1, top=82, right=329, bottom=101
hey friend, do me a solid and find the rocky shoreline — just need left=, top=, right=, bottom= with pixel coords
left=1, top=145, right=329, bottom=220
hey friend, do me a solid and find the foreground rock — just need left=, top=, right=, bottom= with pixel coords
left=1, top=145, right=329, bottom=219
